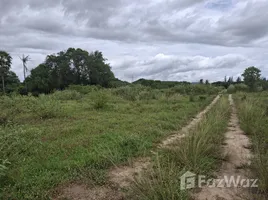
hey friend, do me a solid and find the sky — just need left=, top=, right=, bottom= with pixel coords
left=0, top=0, right=268, bottom=82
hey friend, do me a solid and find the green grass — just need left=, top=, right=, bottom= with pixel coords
left=0, top=88, right=214, bottom=199
left=234, top=92, right=268, bottom=197
left=129, top=96, right=230, bottom=200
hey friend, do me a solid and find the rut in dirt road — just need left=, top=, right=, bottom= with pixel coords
left=54, top=95, right=221, bottom=200
left=194, top=94, right=253, bottom=200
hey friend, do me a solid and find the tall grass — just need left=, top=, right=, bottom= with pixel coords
left=129, top=96, right=230, bottom=200
left=235, top=93, right=268, bottom=195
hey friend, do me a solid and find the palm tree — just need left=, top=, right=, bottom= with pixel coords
left=0, top=51, right=12, bottom=94
left=20, top=54, right=31, bottom=90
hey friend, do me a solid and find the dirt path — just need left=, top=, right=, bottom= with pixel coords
left=194, top=94, right=252, bottom=200
left=53, top=95, right=220, bottom=200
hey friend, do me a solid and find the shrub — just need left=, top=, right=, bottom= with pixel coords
left=32, top=94, right=62, bottom=119
left=52, top=90, right=82, bottom=100
left=93, top=91, right=109, bottom=109
left=189, top=95, right=195, bottom=102
left=112, top=85, right=149, bottom=101
left=68, top=85, right=100, bottom=94
left=227, top=84, right=236, bottom=94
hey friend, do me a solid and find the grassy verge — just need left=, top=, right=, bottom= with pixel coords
left=0, top=88, right=214, bottom=199
left=129, top=95, right=230, bottom=200
left=234, top=92, right=268, bottom=198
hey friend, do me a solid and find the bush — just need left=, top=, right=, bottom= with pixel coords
left=68, top=85, right=100, bottom=94
left=227, top=84, right=236, bottom=94
left=33, top=94, right=62, bottom=119
left=112, top=85, right=148, bottom=101
left=93, top=91, right=109, bottom=109
left=235, top=83, right=249, bottom=92
left=189, top=95, right=195, bottom=102
left=52, top=90, right=82, bottom=100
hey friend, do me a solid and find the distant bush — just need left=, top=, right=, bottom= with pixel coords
left=234, top=84, right=249, bottom=92
left=52, top=90, right=82, bottom=100
left=227, top=84, right=236, bottom=94
left=171, top=84, right=221, bottom=95
left=189, top=95, right=195, bottom=102
left=33, top=95, right=62, bottom=119
left=68, top=85, right=100, bottom=94
left=112, top=85, right=149, bottom=101
left=93, top=91, right=109, bottom=109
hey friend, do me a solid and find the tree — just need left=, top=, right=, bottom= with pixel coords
left=4, top=71, right=20, bottom=93
left=26, top=48, right=115, bottom=93
left=205, top=80, right=209, bottom=85
left=242, top=66, right=261, bottom=91
left=236, top=77, right=241, bottom=83
left=0, top=51, right=12, bottom=94
left=227, top=76, right=233, bottom=84
left=199, top=79, right=204, bottom=84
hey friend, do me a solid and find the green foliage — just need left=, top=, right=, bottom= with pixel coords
left=0, top=51, right=13, bottom=94
left=112, top=85, right=148, bottom=101
left=171, top=84, right=221, bottom=95
left=242, top=66, right=261, bottom=91
left=227, top=84, right=236, bottom=93
left=130, top=97, right=230, bottom=199
left=92, top=91, right=109, bottom=109
left=189, top=95, right=195, bottom=102
left=26, top=48, right=115, bottom=94
left=235, top=93, right=268, bottom=194
left=52, top=90, right=83, bottom=100
left=68, top=84, right=100, bottom=94
left=0, top=87, right=213, bottom=199
left=234, top=83, right=249, bottom=92
left=33, top=94, right=62, bottom=119
left=133, top=78, right=191, bottom=89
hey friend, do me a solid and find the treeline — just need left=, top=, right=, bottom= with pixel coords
left=0, top=48, right=129, bottom=95
left=133, top=79, right=191, bottom=89
left=1, top=48, right=268, bottom=95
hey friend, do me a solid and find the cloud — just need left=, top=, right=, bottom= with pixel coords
left=113, top=53, right=247, bottom=82
left=0, top=0, right=267, bottom=81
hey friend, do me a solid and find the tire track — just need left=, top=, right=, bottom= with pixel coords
left=194, top=94, right=252, bottom=200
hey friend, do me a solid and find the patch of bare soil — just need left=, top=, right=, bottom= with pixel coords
left=53, top=95, right=220, bottom=200
left=108, top=157, right=151, bottom=188
left=194, top=94, right=252, bottom=200
left=53, top=183, right=123, bottom=200
left=159, top=95, right=220, bottom=148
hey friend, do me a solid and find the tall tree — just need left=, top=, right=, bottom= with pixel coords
left=236, top=77, right=241, bottom=83
left=26, top=48, right=115, bottom=93
left=242, top=66, right=261, bottom=91
left=0, top=51, right=12, bottom=94
left=205, top=80, right=209, bottom=84
left=199, top=79, right=204, bottom=84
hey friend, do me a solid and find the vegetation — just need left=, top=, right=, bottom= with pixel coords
left=0, top=86, right=214, bottom=199
left=235, top=92, right=268, bottom=197
left=0, top=51, right=13, bottom=94
left=129, top=96, right=230, bottom=199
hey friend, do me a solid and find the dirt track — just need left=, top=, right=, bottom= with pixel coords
left=194, top=94, right=252, bottom=200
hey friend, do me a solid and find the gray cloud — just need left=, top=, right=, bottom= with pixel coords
left=0, top=0, right=267, bottom=81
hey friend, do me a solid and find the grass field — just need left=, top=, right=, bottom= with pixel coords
left=0, top=86, right=215, bottom=199
left=129, top=95, right=230, bottom=199
left=234, top=92, right=268, bottom=198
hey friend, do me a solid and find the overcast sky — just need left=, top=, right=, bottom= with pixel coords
left=1, top=0, right=268, bottom=82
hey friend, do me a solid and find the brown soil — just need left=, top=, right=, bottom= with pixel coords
left=53, top=183, right=123, bottom=200
left=194, top=94, right=252, bottom=200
